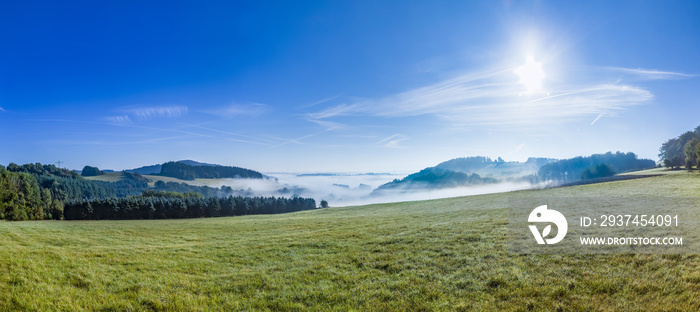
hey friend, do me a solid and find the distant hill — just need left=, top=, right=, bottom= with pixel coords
left=176, top=160, right=221, bottom=167
left=373, top=156, right=555, bottom=194
left=126, top=164, right=163, bottom=175
left=126, top=160, right=222, bottom=175
left=435, top=156, right=556, bottom=179
left=537, top=152, right=656, bottom=182
left=125, top=160, right=263, bottom=181
left=373, top=167, right=499, bottom=195
left=433, top=156, right=493, bottom=172
left=159, top=161, right=263, bottom=181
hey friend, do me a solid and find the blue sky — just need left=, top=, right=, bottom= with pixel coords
left=1, top=1, right=699, bottom=172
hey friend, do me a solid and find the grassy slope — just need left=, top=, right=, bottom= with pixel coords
left=82, top=172, right=124, bottom=182
left=2, top=172, right=700, bottom=311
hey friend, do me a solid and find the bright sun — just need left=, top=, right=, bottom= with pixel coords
left=514, top=56, right=545, bottom=95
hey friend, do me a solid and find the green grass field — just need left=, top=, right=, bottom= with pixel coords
left=3, top=169, right=700, bottom=311
left=83, top=172, right=125, bottom=183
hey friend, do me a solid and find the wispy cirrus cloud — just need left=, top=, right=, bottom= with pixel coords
left=307, top=66, right=686, bottom=129
left=128, top=106, right=188, bottom=120
left=590, top=114, right=604, bottom=125
left=308, top=68, right=512, bottom=120
left=0, top=107, right=5, bottom=113
left=307, top=118, right=346, bottom=130
left=204, top=103, right=270, bottom=118
left=271, top=125, right=341, bottom=148
left=377, top=134, right=408, bottom=148
left=442, top=83, right=654, bottom=127
left=509, top=143, right=526, bottom=154
left=54, top=136, right=193, bottom=146
left=604, top=67, right=695, bottom=80
left=105, top=105, right=188, bottom=124
left=105, top=115, right=131, bottom=124
left=104, top=105, right=187, bottom=125
left=178, top=122, right=274, bottom=145
left=301, top=94, right=343, bottom=109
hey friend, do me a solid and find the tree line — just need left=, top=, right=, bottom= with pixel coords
left=537, top=152, right=655, bottom=182
left=0, top=163, right=317, bottom=221
left=659, top=125, right=700, bottom=169
left=0, top=168, right=64, bottom=221
left=63, top=191, right=317, bottom=220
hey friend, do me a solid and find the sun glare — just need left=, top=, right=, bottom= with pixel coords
left=514, top=56, right=545, bottom=95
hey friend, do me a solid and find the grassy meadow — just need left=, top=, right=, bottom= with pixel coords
left=3, top=169, right=700, bottom=311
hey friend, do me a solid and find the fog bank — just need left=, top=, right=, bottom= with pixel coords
left=181, top=173, right=537, bottom=207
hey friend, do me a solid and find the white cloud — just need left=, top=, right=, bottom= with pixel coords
left=301, top=94, right=342, bottom=109
left=308, top=68, right=512, bottom=120
left=307, top=65, right=682, bottom=129
left=0, top=107, right=5, bottom=112
left=103, top=106, right=186, bottom=125
left=177, top=123, right=274, bottom=145
left=272, top=126, right=341, bottom=148
left=205, top=103, right=270, bottom=118
left=377, top=134, right=408, bottom=148
left=510, top=143, right=525, bottom=154
left=604, top=67, right=695, bottom=80
left=105, top=115, right=132, bottom=124
left=124, top=106, right=188, bottom=120
left=307, top=118, right=346, bottom=130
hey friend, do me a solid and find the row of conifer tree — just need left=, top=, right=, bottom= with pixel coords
left=0, top=163, right=316, bottom=221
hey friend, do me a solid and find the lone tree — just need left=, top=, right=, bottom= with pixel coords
left=320, top=200, right=329, bottom=208
left=81, top=165, right=105, bottom=177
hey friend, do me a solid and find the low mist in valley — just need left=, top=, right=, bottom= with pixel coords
left=165, top=152, right=656, bottom=207
left=180, top=173, right=400, bottom=206
left=178, top=171, right=539, bottom=207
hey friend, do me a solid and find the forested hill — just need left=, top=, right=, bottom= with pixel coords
left=127, top=163, right=162, bottom=175
left=126, top=160, right=223, bottom=175
left=373, top=156, right=555, bottom=194
left=435, top=156, right=556, bottom=178
left=537, top=152, right=655, bottom=182
left=126, top=160, right=263, bottom=180
left=159, top=161, right=263, bottom=180
left=0, top=162, right=315, bottom=221
left=373, top=167, right=498, bottom=195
